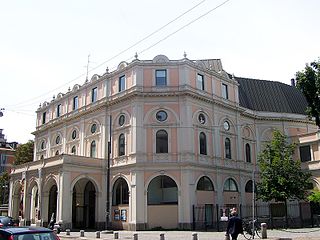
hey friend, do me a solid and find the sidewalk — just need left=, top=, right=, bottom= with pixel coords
left=57, top=228, right=320, bottom=240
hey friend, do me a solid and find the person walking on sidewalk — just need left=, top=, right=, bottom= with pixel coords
left=226, top=208, right=243, bottom=240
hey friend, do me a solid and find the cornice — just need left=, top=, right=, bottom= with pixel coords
left=34, top=84, right=312, bottom=136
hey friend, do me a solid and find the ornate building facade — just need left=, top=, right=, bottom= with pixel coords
left=8, top=54, right=319, bottom=230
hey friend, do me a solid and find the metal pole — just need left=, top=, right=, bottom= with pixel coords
left=252, top=169, right=255, bottom=239
left=106, top=115, right=112, bottom=229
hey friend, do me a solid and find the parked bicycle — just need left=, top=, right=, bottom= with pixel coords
left=242, top=218, right=261, bottom=239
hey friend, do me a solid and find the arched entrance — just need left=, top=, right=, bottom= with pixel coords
left=111, top=177, right=129, bottom=230
left=195, top=176, right=215, bottom=229
left=48, top=185, right=57, bottom=223
left=147, top=175, right=178, bottom=229
left=72, top=179, right=96, bottom=229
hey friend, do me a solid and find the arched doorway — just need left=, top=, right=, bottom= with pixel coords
left=147, top=175, right=178, bottom=229
left=111, top=177, right=129, bottom=230
left=48, top=185, right=57, bottom=223
left=72, top=179, right=96, bottom=229
left=195, top=176, right=215, bottom=229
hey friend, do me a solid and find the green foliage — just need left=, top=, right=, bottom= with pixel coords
left=308, top=189, right=320, bottom=203
left=257, top=130, right=312, bottom=202
left=14, top=140, right=34, bottom=165
left=0, top=172, right=9, bottom=205
left=296, top=59, right=320, bottom=128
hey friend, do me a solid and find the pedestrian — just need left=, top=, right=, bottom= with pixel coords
left=225, top=208, right=243, bottom=240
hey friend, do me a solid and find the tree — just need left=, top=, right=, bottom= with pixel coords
left=257, top=130, right=311, bottom=202
left=308, top=189, right=320, bottom=203
left=308, top=190, right=320, bottom=216
left=296, top=59, right=320, bottom=128
left=0, top=172, right=9, bottom=205
left=257, top=130, right=312, bottom=227
left=14, top=140, right=34, bottom=165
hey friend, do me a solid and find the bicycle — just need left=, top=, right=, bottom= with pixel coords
left=242, top=218, right=261, bottom=239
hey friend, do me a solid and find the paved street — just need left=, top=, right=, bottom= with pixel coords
left=57, top=228, right=320, bottom=240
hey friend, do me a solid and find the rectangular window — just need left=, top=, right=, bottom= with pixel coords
left=91, top=87, right=97, bottom=103
left=73, top=96, right=78, bottom=110
left=156, top=69, right=167, bottom=86
left=197, top=74, right=205, bottom=90
left=119, top=75, right=125, bottom=92
left=222, top=83, right=228, bottom=99
left=56, top=104, right=61, bottom=117
left=42, top=112, right=46, bottom=124
left=300, top=145, right=311, bottom=162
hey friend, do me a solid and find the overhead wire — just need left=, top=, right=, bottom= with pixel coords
left=5, top=0, right=231, bottom=111
left=111, top=0, right=231, bottom=70
left=5, top=0, right=207, bottom=110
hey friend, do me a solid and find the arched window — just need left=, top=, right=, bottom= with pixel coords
left=245, top=143, right=251, bottom=163
left=199, top=132, right=207, bottom=155
left=112, top=178, right=129, bottom=206
left=90, top=140, right=96, bottom=157
left=223, top=178, right=238, bottom=192
left=55, top=150, right=59, bottom=155
left=118, top=134, right=125, bottom=156
left=148, top=175, right=178, bottom=205
left=225, top=138, right=231, bottom=159
left=156, top=130, right=168, bottom=153
left=245, top=180, right=256, bottom=193
left=71, top=146, right=76, bottom=155
left=197, top=176, right=214, bottom=191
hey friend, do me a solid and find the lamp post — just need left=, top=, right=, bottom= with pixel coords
left=106, top=115, right=112, bottom=230
left=252, top=169, right=255, bottom=239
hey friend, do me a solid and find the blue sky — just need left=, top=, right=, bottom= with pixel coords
left=0, top=0, right=319, bottom=143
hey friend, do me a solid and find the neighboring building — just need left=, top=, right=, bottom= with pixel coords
left=8, top=54, right=319, bottom=230
left=0, top=129, right=18, bottom=215
left=296, top=131, right=320, bottom=186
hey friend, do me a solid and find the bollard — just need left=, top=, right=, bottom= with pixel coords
left=80, top=230, right=85, bottom=237
left=160, top=233, right=165, bottom=240
left=133, top=233, right=138, bottom=240
left=192, top=232, right=198, bottom=240
left=114, top=232, right=119, bottom=239
left=66, top=229, right=70, bottom=236
left=96, top=231, right=100, bottom=238
left=261, top=222, right=267, bottom=239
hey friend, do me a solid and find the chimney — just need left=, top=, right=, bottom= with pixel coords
left=291, top=78, right=296, bottom=87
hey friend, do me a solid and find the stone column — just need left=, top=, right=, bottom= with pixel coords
left=130, top=170, right=146, bottom=230
left=37, top=168, right=42, bottom=226
left=179, top=169, right=194, bottom=229
left=58, top=170, right=72, bottom=229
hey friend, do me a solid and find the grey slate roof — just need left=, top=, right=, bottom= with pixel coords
left=236, top=77, right=308, bottom=115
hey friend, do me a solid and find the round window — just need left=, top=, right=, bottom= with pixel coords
left=55, top=135, right=60, bottom=145
left=91, top=123, right=97, bottom=134
left=223, top=121, right=230, bottom=131
left=119, top=115, right=125, bottom=126
left=156, top=110, right=167, bottom=122
left=71, top=130, right=77, bottom=140
left=198, top=113, right=206, bottom=124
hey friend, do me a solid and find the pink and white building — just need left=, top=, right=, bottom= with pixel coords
left=8, top=54, right=320, bottom=230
